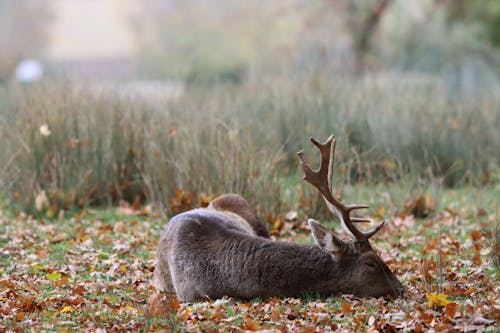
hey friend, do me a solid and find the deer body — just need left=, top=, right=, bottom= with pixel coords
left=157, top=210, right=342, bottom=301
left=154, top=137, right=404, bottom=302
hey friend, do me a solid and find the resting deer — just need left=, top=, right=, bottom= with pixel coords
left=153, top=135, right=404, bottom=301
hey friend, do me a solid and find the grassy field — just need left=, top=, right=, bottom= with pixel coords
left=1, top=75, right=499, bottom=218
left=0, top=73, right=498, bottom=331
left=0, top=185, right=498, bottom=331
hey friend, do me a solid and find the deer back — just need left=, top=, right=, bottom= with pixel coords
left=156, top=208, right=344, bottom=301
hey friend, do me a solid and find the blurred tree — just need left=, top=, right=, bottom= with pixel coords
left=344, top=0, right=393, bottom=74
left=135, top=0, right=498, bottom=83
left=0, top=0, right=53, bottom=81
left=374, top=0, right=500, bottom=85
left=292, top=0, right=393, bottom=75
left=444, top=0, right=500, bottom=47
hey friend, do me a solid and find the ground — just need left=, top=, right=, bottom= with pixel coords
left=0, top=186, right=498, bottom=332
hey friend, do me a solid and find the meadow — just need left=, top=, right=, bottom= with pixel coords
left=0, top=74, right=499, bottom=331
left=0, top=73, right=498, bottom=217
left=0, top=186, right=498, bottom=331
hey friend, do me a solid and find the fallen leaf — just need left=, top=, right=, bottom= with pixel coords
left=285, top=210, right=298, bottom=221
left=244, top=317, right=260, bottom=331
left=148, top=292, right=179, bottom=316
left=470, top=230, right=481, bottom=241
left=426, top=293, right=451, bottom=308
left=273, top=218, right=282, bottom=230
left=472, top=317, right=494, bottom=325
left=341, top=301, right=353, bottom=313
left=270, top=308, right=281, bottom=321
left=47, top=271, right=62, bottom=282
left=60, top=306, right=74, bottom=314
left=15, top=310, right=25, bottom=321
left=124, top=305, right=136, bottom=312
left=476, top=208, right=487, bottom=217
left=444, top=302, right=458, bottom=318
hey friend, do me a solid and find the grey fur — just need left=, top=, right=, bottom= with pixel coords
left=153, top=195, right=404, bottom=302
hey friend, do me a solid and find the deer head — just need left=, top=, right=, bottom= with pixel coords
left=298, top=135, right=404, bottom=298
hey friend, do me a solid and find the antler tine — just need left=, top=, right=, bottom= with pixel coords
left=309, top=135, right=335, bottom=191
left=297, top=135, right=385, bottom=241
left=363, top=219, right=386, bottom=239
left=297, top=136, right=335, bottom=201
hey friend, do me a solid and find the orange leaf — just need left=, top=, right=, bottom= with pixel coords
left=15, top=311, right=25, bottom=321
left=341, top=301, right=352, bottom=313
left=174, top=189, right=184, bottom=200
left=444, top=302, right=458, bottom=318
left=464, top=286, right=477, bottom=296
left=244, top=317, right=260, bottom=331
left=470, top=230, right=481, bottom=241
left=148, top=292, right=179, bottom=316
left=211, top=309, right=226, bottom=320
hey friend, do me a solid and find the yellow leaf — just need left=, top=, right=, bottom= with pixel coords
left=46, top=207, right=56, bottom=219
left=0, top=297, right=8, bottom=301
left=426, top=293, right=451, bottom=308
left=273, top=218, right=282, bottom=230
left=124, top=305, right=136, bottom=311
left=119, top=265, right=127, bottom=272
left=47, top=271, right=62, bottom=282
left=60, top=306, right=74, bottom=313
left=31, top=263, right=44, bottom=271
left=382, top=159, right=396, bottom=170
left=376, top=206, right=385, bottom=217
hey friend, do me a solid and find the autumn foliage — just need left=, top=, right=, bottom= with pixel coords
left=0, top=186, right=498, bottom=331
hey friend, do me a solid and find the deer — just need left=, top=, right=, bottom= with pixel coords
left=153, top=135, right=404, bottom=301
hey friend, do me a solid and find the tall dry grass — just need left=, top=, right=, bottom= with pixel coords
left=0, top=73, right=498, bottom=217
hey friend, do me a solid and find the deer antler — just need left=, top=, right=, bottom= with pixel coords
left=297, top=135, right=385, bottom=241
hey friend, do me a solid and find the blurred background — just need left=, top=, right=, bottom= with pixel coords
left=0, top=0, right=499, bottom=216
left=1, top=0, right=499, bottom=86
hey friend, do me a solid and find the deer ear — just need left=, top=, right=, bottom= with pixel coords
left=308, top=219, right=345, bottom=255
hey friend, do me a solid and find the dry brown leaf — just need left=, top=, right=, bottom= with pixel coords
left=147, top=292, right=179, bottom=316
left=15, top=310, right=25, bottom=321
left=244, top=317, right=260, bottom=331
left=444, top=302, right=458, bottom=318
left=341, top=301, right=353, bottom=313
left=270, top=307, right=281, bottom=322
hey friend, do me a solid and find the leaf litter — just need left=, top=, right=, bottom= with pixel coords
left=0, top=192, right=499, bottom=332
